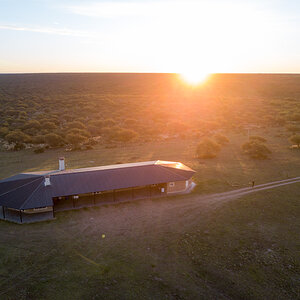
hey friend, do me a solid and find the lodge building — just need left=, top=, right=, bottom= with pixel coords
left=0, top=158, right=195, bottom=224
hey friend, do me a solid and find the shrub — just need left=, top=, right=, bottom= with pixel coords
left=13, top=143, right=25, bottom=151
left=31, top=135, right=46, bottom=144
left=67, top=128, right=91, bottom=138
left=66, top=133, right=87, bottom=146
left=103, top=119, right=116, bottom=127
left=0, top=127, right=9, bottom=138
left=34, top=147, right=45, bottom=154
left=23, top=120, right=41, bottom=130
left=124, top=118, right=137, bottom=127
left=214, top=134, right=229, bottom=145
left=290, top=113, right=300, bottom=122
left=196, top=138, right=221, bottom=159
left=44, top=133, right=64, bottom=147
left=67, top=121, right=86, bottom=130
left=114, top=129, right=138, bottom=142
left=242, top=141, right=271, bottom=159
left=249, top=136, right=266, bottom=143
left=289, top=134, right=300, bottom=148
left=286, top=125, right=300, bottom=133
left=42, top=121, right=57, bottom=130
left=5, top=130, right=31, bottom=143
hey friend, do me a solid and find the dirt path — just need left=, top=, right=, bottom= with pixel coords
left=196, top=176, right=300, bottom=205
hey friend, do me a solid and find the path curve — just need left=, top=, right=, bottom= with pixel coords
left=197, top=176, right=300, bottom=205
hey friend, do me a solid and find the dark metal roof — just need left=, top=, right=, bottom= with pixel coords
left=0, top=160, right=195, bottom=210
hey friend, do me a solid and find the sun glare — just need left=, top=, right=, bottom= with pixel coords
left=180, top=71, right=210, bottom=85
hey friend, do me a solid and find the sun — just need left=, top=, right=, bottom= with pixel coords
left=180, top=71, right=210, bottom=85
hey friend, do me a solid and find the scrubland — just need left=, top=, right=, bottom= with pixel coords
left=0, top=73, right=299, bottom=299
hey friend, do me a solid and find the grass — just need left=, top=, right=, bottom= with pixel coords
left=0, top=182, right=299, bottom=299
left=0, top=127, right=299, bottom=299
left=0, top=127, right=299, bottom=194
left=0, top=73, right=299, bottom=298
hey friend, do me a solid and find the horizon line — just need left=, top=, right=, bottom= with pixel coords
left=0, top=72, right=299, bottom=75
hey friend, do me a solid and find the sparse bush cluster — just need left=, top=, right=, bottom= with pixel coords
left=0, top=74, right=299, bottom=154
left=242, top=136, right=271, bottom=159
left=196, top=138, right=221, bottom=159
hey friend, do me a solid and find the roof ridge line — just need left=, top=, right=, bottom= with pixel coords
left=156, top=164, right=188, bottom=181
left=49, top=163, right=158, bottom=177
left=0, top=177, right=43, bottom=197
left=20, top=180, right=45, bottom=210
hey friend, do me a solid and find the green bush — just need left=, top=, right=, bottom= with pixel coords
left=31, top=135, right=46, bottom=144
left=0, top=127, right=9, bottom=138
left=66, top=133, right=87, bottom=146
left=13, top=143, right=25, bottom=151
left=41, top=122, right=57, bottom=131
left=44, top=133, right=64, bottom=147
left=34, top=147, right=45, bottom=154
left=23, top=120, right=41, bottom=130
left=286, top=125, right=300, bottom=133
left=289, top=135, right=300, bottom=147
left=114, top=129, right=138, bottom=142
left=242, top=141, right=271, bottom=159
left=67, top=121, right=86, bottom=130
left=214, top=134, right=229, bottom=145
left=249, top=136, right=266, bottom=143
left=290, top=113, right=300, bottom=122
left=67, top=128, right=91, bottom=138
left=103, top=119, right=116, bottom=127
left=5, top=130, right=31, bottom=143
left=196, top=138, right=221, bottom=159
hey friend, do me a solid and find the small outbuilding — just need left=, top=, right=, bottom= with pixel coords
left=0, top=159, right=195, bottom=224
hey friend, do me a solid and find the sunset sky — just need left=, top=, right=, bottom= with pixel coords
left=0, top=0, right=299, bottom=73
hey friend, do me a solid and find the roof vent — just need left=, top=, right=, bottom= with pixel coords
left=59, top=157, right=65, bottom=171
left=44, top=175, right=51, bottom=186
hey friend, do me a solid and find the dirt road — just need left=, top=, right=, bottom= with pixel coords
left=197, top=176, right=300, bottom=205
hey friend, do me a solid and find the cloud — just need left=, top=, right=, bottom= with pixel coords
left=0, top=24, right=94, bottom=37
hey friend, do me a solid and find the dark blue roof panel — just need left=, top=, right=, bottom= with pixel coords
left=0, top=161, right=195, bottom=210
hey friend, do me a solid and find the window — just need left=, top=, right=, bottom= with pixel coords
left=169, top=182, right=175, bottom=187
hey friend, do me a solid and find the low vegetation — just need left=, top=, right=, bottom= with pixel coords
left=0, top=73, right=299, bottom=299
left=242, top=140, right=272, bottom=159
left=196, top=138, right=221, bottom=159
left=0, top=74, right=299, bottom=153
left=289, top=134, right=300, bottom=148
left=214, top=134, right=229, bottom=145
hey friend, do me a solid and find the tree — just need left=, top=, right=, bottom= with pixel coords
left=289, top=134, right=300, bottom=148
left=196, top=138, right=221, bottom=159
left=242, top=141, right=271, bottom=159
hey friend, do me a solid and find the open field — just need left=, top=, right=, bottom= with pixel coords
left=1, top=127, right=299, bottom=194
left=0, top=73, right=300, bottom=299
left=0, top=181, right=299, bottom=299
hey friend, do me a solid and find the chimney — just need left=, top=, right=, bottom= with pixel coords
left=59, top=157, right=65, bottom=171
left=44, top=175, right=51, bottom=186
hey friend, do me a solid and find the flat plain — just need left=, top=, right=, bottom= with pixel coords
left=0, top=74, right=299, bottom=299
